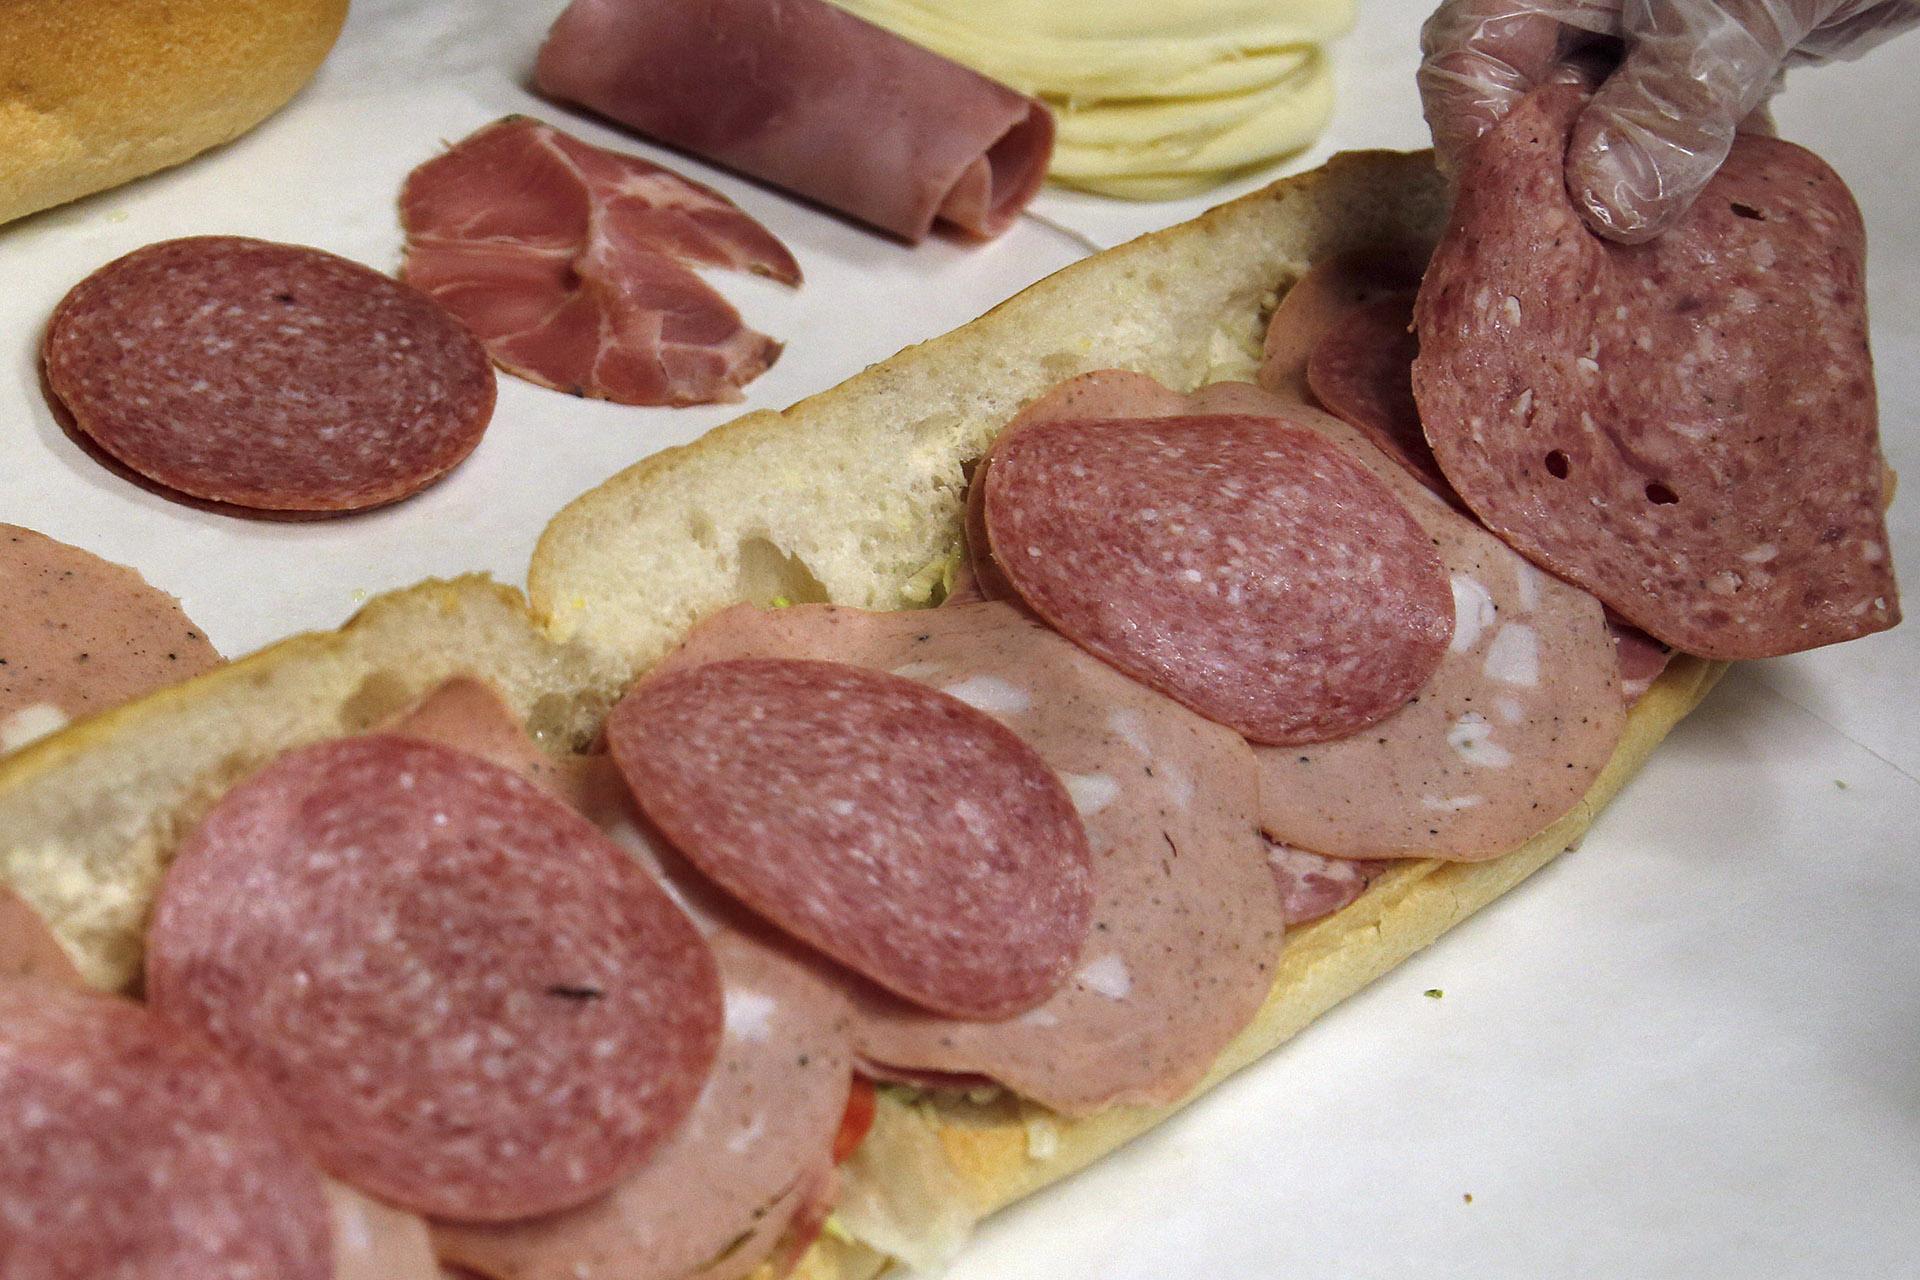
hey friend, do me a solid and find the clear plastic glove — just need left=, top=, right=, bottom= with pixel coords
left=1418, top=0, right=1920, bottom=242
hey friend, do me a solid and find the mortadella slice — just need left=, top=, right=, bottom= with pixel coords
left=607, top=657, right=1093, bottom=1021
left=972, top=372, right=1625, bottom=862
left=979, top=397, right=1454, bottom=747
left=2, top=524, right=222, bottom=755
left=1412, top=82, right=1898, bottom=659
left=651, top=601, right=1284, bottom=1116
left=0, top=977, right=334, bottom=1280
left=326, top=1179, right=442, bottom=1280
left=535, top=0, right=1054, bottom=242
left=145, top=735, right=724, bottom=1224
left=1, top=886, right=83, bottom=985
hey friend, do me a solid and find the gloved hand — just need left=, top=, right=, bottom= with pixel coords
left=1418, top=0, right=1920, bottom=242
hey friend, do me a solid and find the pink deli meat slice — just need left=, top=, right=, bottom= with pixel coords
left=325, top=1180, right=442, bottom=1280
left=972, top=372, right=1625, bottom=861
left=145, top=735, right=724, bottom=1223
left=1, top=887, right=83, bottom=986
left=981, top=404, right=1453, bottom=746
left=434, top=929, right=853, bottom=1280
left=1412, top=81, right=1897, bottom=659
left=2, top=524, right=222, bottom=750
left=651, top=601, right=1283, bottom=1116
left=1193, top=379, right=1626, bottom=861
left=1609, top=618, right=1674, bottom=704
left=0, top=977, right=333, bottom=1280
left=535, top=0, right=1054, bottom=242
left=401, top=116, right=796, bottom=406
left=1258, top=248, right=1457, bottom=502
left=43, top=237, right=495, bottom=513
left=607, top=657, right=1093, bottom=1021
left=388, top=678, right=855, bottom=1280
left=1264, top=840, right=1393, bottom=927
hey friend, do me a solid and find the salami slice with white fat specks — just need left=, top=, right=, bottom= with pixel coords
left=980, top=403, right=1453, bottom=745
left=145, top=735, right=723, bottom=1223
left=992, top=373, right=1624, bottom=862
left=647, top=601, right=1283, bottom=1116
left=43, top=237, right=495, bottom=513
left=607, top=657, right=1094, bottom=1020
left=0, top=977, right=333, bottom=1280
left=1413, top=83, right=1898, bottom=659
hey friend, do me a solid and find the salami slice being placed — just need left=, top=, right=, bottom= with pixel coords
left=0, top=977, right=333, bottom=1280
left=608, top=657, right=1093, bottom=1020
left=536, top=0, right=1054, bottom=242
left=146, top=735, right=724, bottom=1223
left=2, top=524, right=221, bottom=754
left=43, top=237, right=496, bottom=514
left=1413, top=82, right=1898, bottom=659
left=1265, top=839, right=1393, bottom=927
left=402, top=117, right=798, bottom=406
left=648, top=601, right=1283, bottom=1116
left=980, top=395, right=1453, bottom=746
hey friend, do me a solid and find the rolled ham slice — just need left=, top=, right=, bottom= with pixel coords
left=535, top=0, right=1055, bottom=242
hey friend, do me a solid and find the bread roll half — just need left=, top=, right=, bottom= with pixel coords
left=0, top=0, right=349, bottom=226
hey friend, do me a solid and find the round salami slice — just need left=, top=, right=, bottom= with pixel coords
left=145, top=735, right=724, bottom=1223
left=982, top=411, right=1454, bottom=745
left=0, top=977, right=332, bottom=1280
left=606, top=658, right=1094, bottom=1020
left=645, top=602, right=1284, bottom=1117
left=43, top=236, right=495, bottom=513
left=1412, top=82, right=1898, bottom=659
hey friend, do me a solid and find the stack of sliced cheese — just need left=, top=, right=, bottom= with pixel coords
left=833, top=0, right=1354, bottom=198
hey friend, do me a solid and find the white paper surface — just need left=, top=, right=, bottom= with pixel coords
left=2, top=1, right=1915, bottom=1275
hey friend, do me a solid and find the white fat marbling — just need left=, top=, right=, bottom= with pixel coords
left=1483, top=623, right=1541, bottom=687
left=1063, top=772, right=1121, bottom=818
left=1018, top=1005, right=1061, bottom=1028
left=1450, top=575, right=1499, bottom=653
left=1157, top=759, right=1195, bottom=810
left=941, top=675, right=1032, bottom=716
left=1076, top=953, right=1133, bottom=1000
left=891, top=660, right=945, bottom=681
left=1514, top=561, right=1543, bottom=612
left=1447, top=712, right=1515, bottom=769
left=1, top=703, right=68, bottom=754
left=1107, top=706, right=1154, bottom=756
left=1421, top=794, right=1486, bottom=811
left=724, top=989, right=777, bottom=1044
left=1495, top=695, right=1526, bottom=725
left=726, top=1112, right=767, bottom=1155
